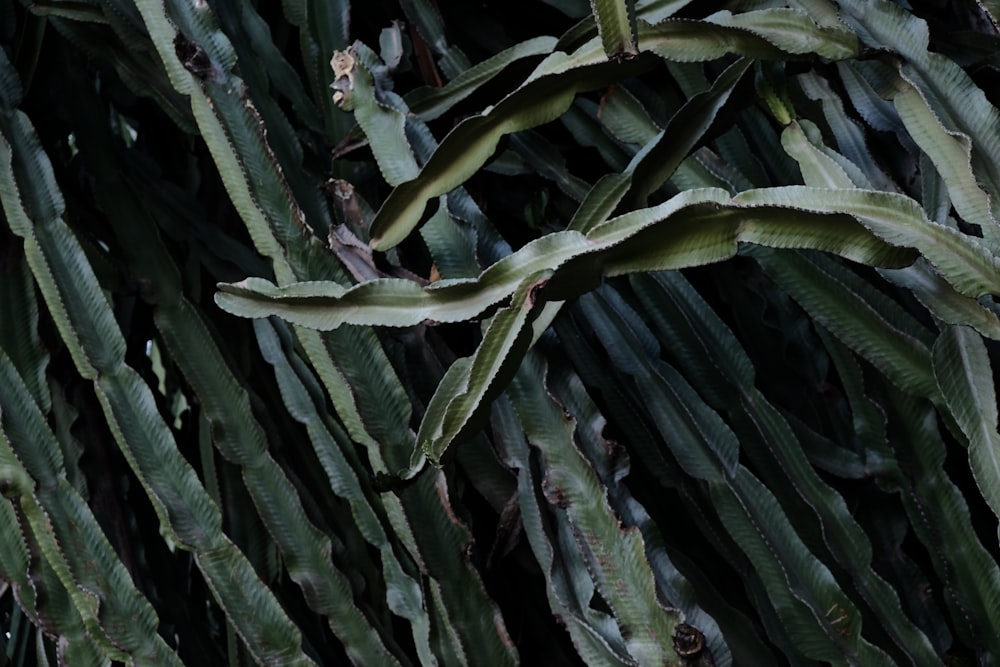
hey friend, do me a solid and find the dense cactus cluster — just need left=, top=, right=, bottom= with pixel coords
left=3, top=1, right=1000, bottom=665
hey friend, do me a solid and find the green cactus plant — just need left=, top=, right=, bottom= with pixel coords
left=3, top=1, right=1000, bottom=665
